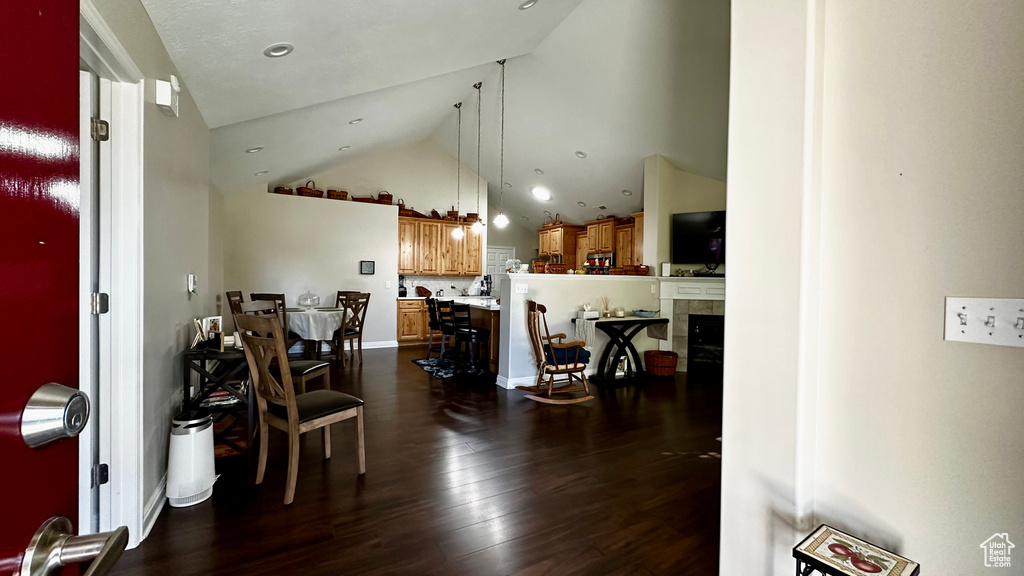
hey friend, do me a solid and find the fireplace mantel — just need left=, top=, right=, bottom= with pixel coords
left=659, top=276, right=725, bottom=301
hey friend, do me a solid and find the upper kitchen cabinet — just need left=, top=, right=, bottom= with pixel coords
left=399, top=217, right=482, bottom=277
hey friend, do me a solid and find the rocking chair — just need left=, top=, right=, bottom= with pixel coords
left=516, top=300, right=594, bottom=404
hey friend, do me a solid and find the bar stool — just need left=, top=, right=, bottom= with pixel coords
left=452, top=303, right=489, bottom=373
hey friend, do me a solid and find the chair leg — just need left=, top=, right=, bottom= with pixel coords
left=296, top=375, right=306, bottom=395
left=322, top=425, right=331, bottom=459
left=256, top=415, right=269, bottom=485
left=356, top=406, right=366, bottom=475
left=426, top=330, right=435, bottom=359
left=322, top=370, right=330, bottom=390
left=339, top=339, right=347, bottom=368
left=284, top=429, right=300, bottom=505
left=357, top=336, right=363, bottom=363
left=547, top=374, right=555, bottom=397
left=580, top=371, right=590, bottom=394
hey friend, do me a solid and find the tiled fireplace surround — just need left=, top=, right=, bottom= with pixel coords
left=659, top=277, right=726, bottom=371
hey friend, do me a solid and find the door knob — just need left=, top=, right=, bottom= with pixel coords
left=19, top=517, right=128, bottom=576
left=21, top=383, right=90, bottom=448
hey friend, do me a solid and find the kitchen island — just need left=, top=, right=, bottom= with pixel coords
left=396, top=296, right=500, bottom=373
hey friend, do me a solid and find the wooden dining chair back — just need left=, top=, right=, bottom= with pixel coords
left=333, top=292, right=370, bottom=366
left=238, top=299, right=329, bottom=394
left=250, top=292, right=303, bottom=352
left=435, top=300, right=457, bottom=358
left=226, top=291, right=245, bottom=315
left=335, top=290, right=358, bottom=308
left=235, top=312, right=365, bottom=505
left=451, top=302, right=489, bottom=372
left=516, top=300, right=594, bottom=404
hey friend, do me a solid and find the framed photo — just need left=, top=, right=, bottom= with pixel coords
left=201, top=315, right=223, bottom=339
left=360, top=260, right=375, bottom=275
left=208, top=330, right=225, bottom=352
left=191, top=318, right=205, bottom=349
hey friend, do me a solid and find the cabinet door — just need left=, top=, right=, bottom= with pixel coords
left=616, top=226, right=633, bottom=266
left=463, top=225, right=483, bottom=276
left=587, top=224, right=599, bottom=252
left=600, top=222, right=616, bottom=252
left=576, top=232, right=589, bottom=270
left=397, top=304, right=425, bottom=341
left=633, top=213, right=644, bottom=266
left=440, top=223, right=463, bottom=276
left=549, top=227, right=563, bottom=255
left=419, top=306, right=430, bottom=339
left=418, top=221, right=442, bottom=275
left=538, top=229, right=550, bottom=256
left=398, top=219, right=418, bottom=274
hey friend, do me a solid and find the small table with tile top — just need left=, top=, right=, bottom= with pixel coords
left=793, top=524, right=920, bottom=576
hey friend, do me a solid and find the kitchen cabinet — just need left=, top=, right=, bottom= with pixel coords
left=616, top=224, right=634, bottom=266
left=632, top=211, right=644, bottom=266
left=575, top=231, right=588, bottom=270
left=536, top=224, right=584, bottom=269
left=398, top=218, right=418, bottom=274
left=398, top=217, right=482, bottom=276
left=397, top=300, right=428, bottom=341
left=586, top=218, right=616, bottom=253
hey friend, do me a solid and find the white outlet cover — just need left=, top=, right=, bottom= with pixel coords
left=514, top=283, right=528, bottom=294
left=385, top=280, right=391, bottom=288
left=944, top=297, right=1024, bottom=348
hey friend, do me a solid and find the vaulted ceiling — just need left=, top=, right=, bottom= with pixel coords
left=142, top=0, right=730, bottom=225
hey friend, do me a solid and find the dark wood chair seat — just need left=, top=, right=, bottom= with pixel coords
left=268, top=390, right=364, bottom=423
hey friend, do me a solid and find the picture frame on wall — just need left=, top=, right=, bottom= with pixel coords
left=360, top=260, right=375, bottom=275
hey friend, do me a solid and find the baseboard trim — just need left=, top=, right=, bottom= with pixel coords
left=362, top=340, right=399, bottom=350
left=142, top=473, right=167, bottom=541
left=497, top=375, right=537, bottom=390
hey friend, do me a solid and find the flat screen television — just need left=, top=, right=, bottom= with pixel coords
left=671, top=211, right=726, bottom=264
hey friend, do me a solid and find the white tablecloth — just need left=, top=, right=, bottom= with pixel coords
left=287, top=309, right=344, bottom=341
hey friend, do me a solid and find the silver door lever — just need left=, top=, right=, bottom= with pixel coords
left=19, top=517, right=128, bottom=576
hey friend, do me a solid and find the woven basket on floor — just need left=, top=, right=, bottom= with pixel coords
left=644, top=350, right=678, bottom=377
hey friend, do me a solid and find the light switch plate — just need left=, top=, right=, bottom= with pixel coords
left=944, top=297, right=1024, bottom=348
left=514, top=283, right=528, bottom=294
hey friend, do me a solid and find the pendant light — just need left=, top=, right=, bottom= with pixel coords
left=471, top=81, right=485, bottom=234
left=451, top=102, right=465, bottom=240
left=492, top=59, right=510, bottom=229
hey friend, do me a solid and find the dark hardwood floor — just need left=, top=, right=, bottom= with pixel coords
left=113, top=345, right=721, bottom=576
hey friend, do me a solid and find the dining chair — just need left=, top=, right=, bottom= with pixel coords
left=451, top=302, right=489, bottom=372
left=225, top=291, right=245, bottom=315
left=240, top=300, right=330, bottom=394
left=515, top=300, right=594, bottom=404
left=235, top=313, right=365, bottom=505
left=335, top=290, right=358, bottom=307
left=250, top=292, right=304, bottom=353
left=332, top=292, right=370, bottom=367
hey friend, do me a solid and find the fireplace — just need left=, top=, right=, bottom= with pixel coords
left=687, top=314, right=724, bottom=382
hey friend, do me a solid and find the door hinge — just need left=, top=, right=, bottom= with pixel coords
left=91, top=292, right=109, bottom=315
left=90, top=117, right=110, bottom=142
left=92, top=463, right=109, bottom=487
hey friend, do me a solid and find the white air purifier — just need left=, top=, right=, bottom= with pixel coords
left=167, top=410, right=217, bottom=507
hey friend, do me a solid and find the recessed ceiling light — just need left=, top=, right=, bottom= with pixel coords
left=621, top=189, right=633, bottom=196
left=519, top=0, right=538, bottom=9
left=575, top=150, right=587, bottom=159
left=532, top=186, right=551, bottom=201
left=544, top=210, right=552, bottom=215
left=348, top=118, right=363, bottom=125
left=522, top=216, right=529, bottom=220
left=534, top=168, right=544, bottom=175
left=254, top=170, right=268, bottom=176
left=339, top=146, right=350, bottom=151
left=245, top=146, right=263, bottom=153
left=263, top=43, right=293, bottom=58
left=577, top=201, right=587, bottom=207
left=503, top=182, right=512, bottom=188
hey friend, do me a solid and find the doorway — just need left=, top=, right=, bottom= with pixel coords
left=485, top=245, right=515, bottom=276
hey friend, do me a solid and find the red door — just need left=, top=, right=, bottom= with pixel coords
left=0, top=0, right=82, bottom=573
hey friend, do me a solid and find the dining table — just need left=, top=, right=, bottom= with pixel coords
left=286, top=307, right=346, bottom=358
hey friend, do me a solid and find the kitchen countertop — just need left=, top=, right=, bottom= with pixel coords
left=397, top=295, right=500, bottom=311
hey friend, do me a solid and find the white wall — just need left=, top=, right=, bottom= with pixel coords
left=92, top=0, right=214, bottom=515
left=815, top=1, right=1024, bottom=572
left=223, top=191, right=399, bottom=345
left=293, top=138, right=487, bottom=237
left=642, top=154, right=726, bottom=270
left=497, top=275, right=660, bottom=388
left=724, top=0, right=1024, bottom=573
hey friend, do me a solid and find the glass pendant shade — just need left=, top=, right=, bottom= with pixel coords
left=470, top=220, right=484, bottom=233
left=451, top=226, right=465, bottom=239
left=493, top=213, right=510, bottom=228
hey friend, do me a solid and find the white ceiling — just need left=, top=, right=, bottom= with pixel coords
left=147, top=0, right=730, bottom=225
left=141, top=0, right=583, bottom=128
